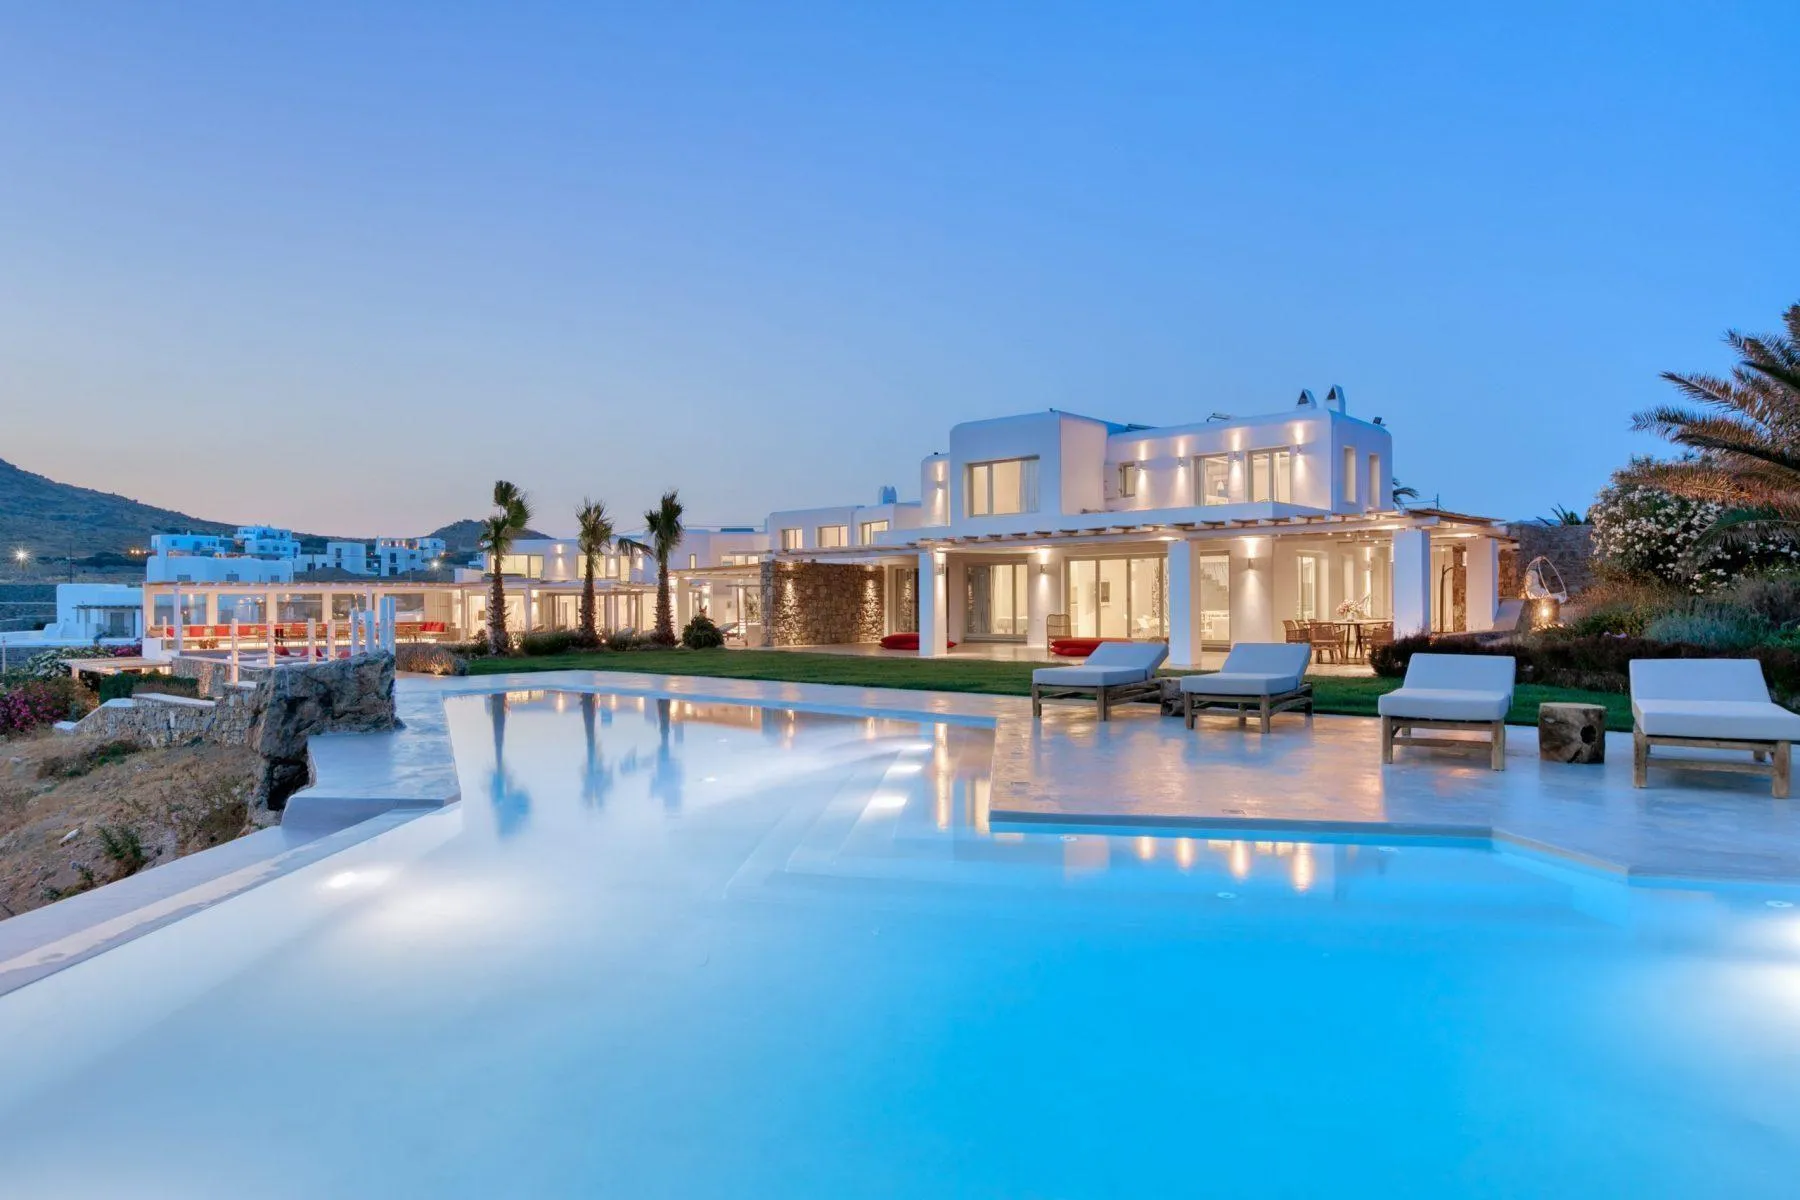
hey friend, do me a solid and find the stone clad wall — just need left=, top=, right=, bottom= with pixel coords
left=75, top=652, right=398, bottom=811
left=760, top=561, right=886, bottom=647
left=1500, top=524, right=1595, bottom=599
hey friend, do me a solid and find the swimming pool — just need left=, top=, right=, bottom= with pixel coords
left=0, top=688, right=1796, bottom=1197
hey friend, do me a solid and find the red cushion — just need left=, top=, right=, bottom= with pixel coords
left=879, top=633, right=957, bottom=651
left=1049, top=637, right=1130, bottom=657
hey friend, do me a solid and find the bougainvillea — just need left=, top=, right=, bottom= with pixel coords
left=1589, top=476, right=1799, bottom=593
left=0, top=679, right=85, bottom=735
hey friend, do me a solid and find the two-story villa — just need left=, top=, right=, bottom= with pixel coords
left=760, top=388, right=1508, bottom=667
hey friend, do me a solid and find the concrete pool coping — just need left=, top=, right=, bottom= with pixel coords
left=5, top=668, right=1799, bottom=997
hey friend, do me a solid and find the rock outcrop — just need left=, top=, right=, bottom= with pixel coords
left=245, top=653, right=399, bottom=807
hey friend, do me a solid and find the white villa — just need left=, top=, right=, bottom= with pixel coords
left=126, top=389, right=1513, bottom=663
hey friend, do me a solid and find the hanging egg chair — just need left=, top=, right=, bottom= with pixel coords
left=1521, top=556, right=1569, bottom=604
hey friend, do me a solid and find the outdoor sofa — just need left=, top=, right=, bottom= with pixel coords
left=1031, top=641, right=1169, bottom=721
left=1179, top=643, right=1312, bottom=734
left=1377, top=652, right=1516, bottom=771
left=1630, top=658, right=1800, bottom=798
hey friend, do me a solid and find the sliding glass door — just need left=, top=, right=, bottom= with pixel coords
left=1066, top=556, right=1168, bottom=640
left=964, top=563, right=1028, bottom=638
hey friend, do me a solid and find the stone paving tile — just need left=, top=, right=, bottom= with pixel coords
left=389, top=672, right=1800, bottom=884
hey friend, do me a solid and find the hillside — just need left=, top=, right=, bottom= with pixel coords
left=0, top=457, right=238, bottom=558
left=427, top=519, right=550, bottom=555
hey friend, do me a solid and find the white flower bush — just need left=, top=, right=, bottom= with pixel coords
left=1589, top=479, right=1798, bottom=592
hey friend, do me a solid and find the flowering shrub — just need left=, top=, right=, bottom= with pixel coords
left=17, top=643, right=143, bottom=680
left=1588, top=476, right=1798, bottom=593
left=0, top=678, right=87, bottom=736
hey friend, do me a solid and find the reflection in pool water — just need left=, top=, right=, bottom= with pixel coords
left=0, top=689, right=1795, bottom=1198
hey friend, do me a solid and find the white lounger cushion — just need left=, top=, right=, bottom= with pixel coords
left=1180, top=643, right=1310, bottom=697
left=1033, top=664, right=1156, bottom=687
left=1378, top=653, right=1515, bottom=722
left=1630, top=659, right=1800, bottom=741
left=1033, top=641, right=1169, bottom=688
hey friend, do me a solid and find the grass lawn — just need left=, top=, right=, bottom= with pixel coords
left=467, top=648, right=1635, bottom=731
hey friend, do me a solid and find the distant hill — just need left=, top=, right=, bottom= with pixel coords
left=0, top=457, right=239, bottom=558
left=427, top=518, right=549, bottom=555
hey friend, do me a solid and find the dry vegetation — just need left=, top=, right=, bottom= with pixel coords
left=0, top=729, right=263, bottom=919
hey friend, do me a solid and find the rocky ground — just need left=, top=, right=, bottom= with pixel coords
left=0, top=730, right=264, bottom=920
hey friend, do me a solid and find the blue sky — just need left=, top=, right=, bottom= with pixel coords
left=2, top=2, right=1795, bottom=536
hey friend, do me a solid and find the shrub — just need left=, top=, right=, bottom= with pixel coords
left=520, top=630, right=579, bottom=657
left=38, top=738, right=141, bottom=779
left=1723, top=573, right=1800, bottom=630
left=1643, top=606, right=1773, bottom=651
left=605, top=627, right=640, bottom=651
left=394, top=643, right=469, bottom=676
left=1561, top=576, right=1683, bottom=637
left=1589, top=468, right=1800, bottom=592
left=0, top=677, right=87, bottom=735
left=95, top=672, right=201, bottom=702
left=681, top=613, right=725, bottom=650
left=1369, top=634, right=1517, bottom=679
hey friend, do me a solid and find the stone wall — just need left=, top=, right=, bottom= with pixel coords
left=760, top=561, right=886, bottom=646
left=1500, top=523, right=1595, bottom=599
left=76, top=652, right=398, bottom=811
left=75, top=689, right=257, bottom=750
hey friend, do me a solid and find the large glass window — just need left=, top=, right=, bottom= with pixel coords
left=496, top=553, right=544, bottom=577
left=859, top=519, right=889, bottom=543
left=1296, top=555, right=1320, bottom=620
left=780, top=528, right=802, bottom=551
left=1198, top=555, right=1231, bottom=644
left=1197, top=454, right=1231, bottom=505
left=966, top=457, right=1038, bottom=517
left=1065, top=556, right=1168, bottom=640
left=963, top=563, right=1028, bottom=638
left=1248, top=450, right=1291, bottom=503
left=817, top=525, right=848, bottom=548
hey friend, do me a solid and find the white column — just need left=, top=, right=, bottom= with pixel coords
left=265, top=588, right=278, bottom=664
left=1228, top=537, right=1274, bottom=644
left=1392, top=528, right=1433, bottom=637
left=204, top=591, right=219, bottom=627
left=918, top=550, right=948, bottom=657
left=172, top=582, right=184, bottom=653
left=1465, top=536, right=1499, bottom=632
left=1165, top=539, right=1202, bottom=669
left=1026, top=549, right=1063, bottom=649
left=522, top=585, right=535, bottom=633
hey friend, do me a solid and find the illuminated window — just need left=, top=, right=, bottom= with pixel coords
left=967, top=456, right=1038, bottom=517
left=1117, top=463, right=1138, bottom=499
left=817, top=525, right=849, bottom=548
left=1196, top=455, right=1231, bottom=505
left=1342, top=447, right=1357, bottom=504
left=780, top=528, right=802, bottom=551
left=1368, top=454, right=1381, bottom=509
left=1247, top=450, right=1291, bottom=504
left=859, top=520, right=889, bottom=543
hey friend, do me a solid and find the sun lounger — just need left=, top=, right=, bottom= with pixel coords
left=1031, top=642, right=1169, bottom=721
left=1631, top=659, right=1800, bottom=797
left=1377, top=652, right=1516, bottom=770
left=1179, top=643, right=1313, bottom=734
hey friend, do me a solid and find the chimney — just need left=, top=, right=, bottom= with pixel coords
left=1296, top=389, right=1318, bottom=409
left=877, top=485, right=898, bottom=505
left=1325, top=385, right=1347, bottom=413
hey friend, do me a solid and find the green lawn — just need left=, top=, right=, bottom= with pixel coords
left=467, top=648, right=1635, bottom=730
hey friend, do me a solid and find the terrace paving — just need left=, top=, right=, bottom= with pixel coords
left=368, top=671, right=1800, bottom=885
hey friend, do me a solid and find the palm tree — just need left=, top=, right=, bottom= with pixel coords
left=1629, top=302, right=1800, bottom=547
left=575, top=498, right=613, bottom=646
left=477, top=480, right=533, bottom=654
left=643, top=489, right=685, bottom=644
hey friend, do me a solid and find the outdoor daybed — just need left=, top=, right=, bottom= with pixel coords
left=1377, top=652, right=1516, bottom=771
left=1031, top=641, right=1169, bottom=721
left=1630, top=658, right=1800, bottom=798
left=1179, top=643, right=1312, bottom=734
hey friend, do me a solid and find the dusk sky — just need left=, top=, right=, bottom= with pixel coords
left=2, top=2, right=1795, bottom=537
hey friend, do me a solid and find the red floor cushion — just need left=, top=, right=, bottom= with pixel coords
left=879, top=632, right=957, bottom=651
left=1049, top=637, right=1129, bottom=657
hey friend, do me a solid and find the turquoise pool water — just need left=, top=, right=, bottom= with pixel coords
left=0, top=688, right=1797, bottom=1197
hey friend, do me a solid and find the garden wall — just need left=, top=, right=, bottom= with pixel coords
left=759, top=561, right=886, bottom=646
left=1500, top=524, right=1595, bottom=599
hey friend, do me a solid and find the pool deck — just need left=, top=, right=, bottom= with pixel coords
left=347, top=671, right=1800, bottom=886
